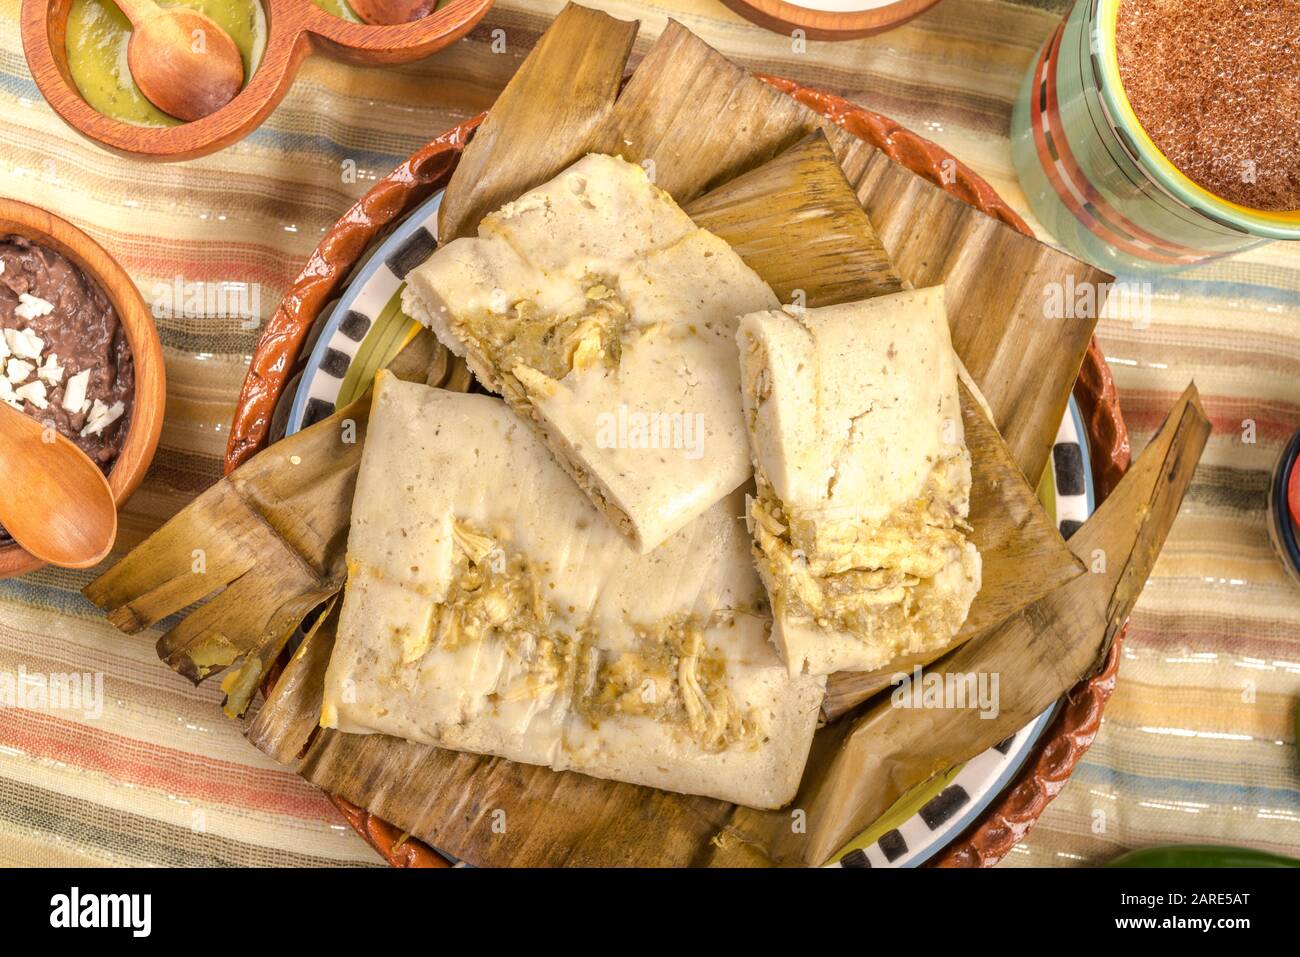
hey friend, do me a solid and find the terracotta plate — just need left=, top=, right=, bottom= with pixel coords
left=273, top=187, right=1100, bottom=867
left=226, top=79, right=1131, bottom=868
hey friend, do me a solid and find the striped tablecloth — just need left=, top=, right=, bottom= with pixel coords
left=1, top=0, right=1297, bottom=868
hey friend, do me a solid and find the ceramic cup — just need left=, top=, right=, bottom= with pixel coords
left=1010, top=0, right=1300, bottom=274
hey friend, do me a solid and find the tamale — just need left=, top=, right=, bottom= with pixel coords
left=321, top=372, right=824, bottom=809
left=686, top=136, right=1079, bottom=686
left=706, top=386, right=1210, bottom=866
left=738, top=286, right=981, bottom=676
left=403, top=153, right=779, bottom=553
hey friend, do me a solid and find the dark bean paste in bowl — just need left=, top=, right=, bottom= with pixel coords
left=0, top=235, right=135, bottom=546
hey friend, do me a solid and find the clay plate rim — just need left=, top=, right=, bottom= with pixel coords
left=225, top=78, right=1132, bottom=868
left=0, top=198, right=167, bottom=580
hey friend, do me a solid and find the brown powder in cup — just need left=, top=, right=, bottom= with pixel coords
left=1116, top=0, right=1300, bottom=211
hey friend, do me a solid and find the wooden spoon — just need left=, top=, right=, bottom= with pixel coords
left=347, top=0, right=439, bottom=26
left=114, top=0, right=245, bottom=122
left=0, top=404, right=118, bottom=569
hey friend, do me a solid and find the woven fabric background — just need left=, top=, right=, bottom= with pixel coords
left=1, top=0, right=1297, bottom=867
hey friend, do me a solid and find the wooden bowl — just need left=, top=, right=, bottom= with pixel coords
left=718, top=0, right=946, bottom=42
left=20, top=0, right=496, bottom=161
left=0, top=199, right=166, bottom=580
left=223, top=79, right=1132, bottom=867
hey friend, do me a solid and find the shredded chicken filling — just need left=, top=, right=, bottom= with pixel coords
left=751, top=462, right=975, bottom=651
left=453, top=279, right=628, bottom=386
left=575, top=615, right=757, bottom=753
left=399, top=520, right=757, bottom=752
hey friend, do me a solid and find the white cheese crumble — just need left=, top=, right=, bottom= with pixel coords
left=14, top=294, right=54, bottom=323
left=14, top=380, right=48, bottom=410
left=1, top=292, right=116, bottom=430
left=5, top=357, right=33, bottom=384
left=38, top=353, right=63, bottom=386
left=62, top=369, right=90, bottom=414
left=4, top=327, right=43, bottom=360
left=81, top=399, right=125, bottom=437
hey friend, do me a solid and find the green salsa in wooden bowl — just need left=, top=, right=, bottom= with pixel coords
left=66, top=0, right=269, bottom=126
left=21, top=0, right=494, bottom=158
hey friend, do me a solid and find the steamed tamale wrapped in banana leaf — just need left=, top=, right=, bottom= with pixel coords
left=402, top=153, right=779, bottom=554
left=738, top=286, right=980, bottom=676
left=321, top=371, right=824, bottom=809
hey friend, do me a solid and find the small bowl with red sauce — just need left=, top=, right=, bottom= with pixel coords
left=0, top=198, right=165, bottom=579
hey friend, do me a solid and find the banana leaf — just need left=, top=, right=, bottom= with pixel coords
left=436, top=3, right=638, bottom=242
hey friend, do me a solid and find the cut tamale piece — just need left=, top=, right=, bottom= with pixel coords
left=814, top=351, right=1092, bottom=718
left=404, top=152, right=779, bottom=553
left=322, top=372, right=824, bottom=808
left=682, top=140, right=1078, bottom=683
left=706, top=385, right=1210, bottom=866
left=686, top=131, right=903, bottom=307
left=738, top=286, right=981, bottom=677
left=437, top=3, right=638, bottom=242
left=833, top=141, right=1111, bottom=485
left=805, top=370, right=1087, bottom=715
left=584, top=19, right=820, bottom=202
